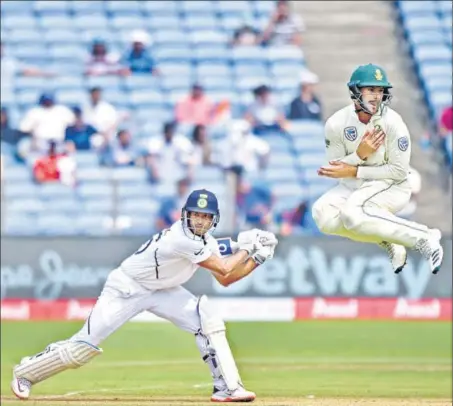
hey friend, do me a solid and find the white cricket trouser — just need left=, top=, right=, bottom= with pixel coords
left=70, top=268, right=225, bottom=388
left=311, top=180, right=430, bottom=248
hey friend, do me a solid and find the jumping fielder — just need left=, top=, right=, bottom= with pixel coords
left=11, top=189, right=278, bottom=403
left=312, top=63, right=443, bottom=274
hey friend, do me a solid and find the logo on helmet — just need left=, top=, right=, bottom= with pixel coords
left=375, top=69, right=383, bottom=81
left=197, top=197, right=208, bottom=208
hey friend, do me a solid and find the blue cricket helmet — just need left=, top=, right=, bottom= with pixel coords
left=181, top=189, right=220, bottom=238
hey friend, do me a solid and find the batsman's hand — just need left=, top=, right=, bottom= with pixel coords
left=252, top=244, right=275, bottom=265
left=356, top=127, right=385, bottom=160
left=257, top=230, right=279, bottom=247
left=237, top=229, right=263, bottom=255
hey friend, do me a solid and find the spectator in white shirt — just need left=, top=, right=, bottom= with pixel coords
left=244, top=85, right=287, bottom=134
left=82, top=87, right=119, bottom=141
left=145, top=122, right=193, bottom=184
left=84, top=38, right=128, bottom=77
left=260, top=0, right=304, bottom=47
left=17, top=93, right=75, bottom=159
left=223, top=119, right=270, bottom=175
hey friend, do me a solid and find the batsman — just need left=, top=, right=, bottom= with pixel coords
left=313, top=63, right=443, bottom=274
left=11, top=189, right=278, bottom=403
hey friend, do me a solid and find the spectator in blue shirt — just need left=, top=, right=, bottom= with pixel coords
left=156, top=178, right=190, bottom=229
left=288, top=70, right=322, bottom=120
left=238, top=180, right=274, bottom=229
left=64, top=107, right=99, bottom=151
left=277, top=201, right=321, bottom=236
left=122, top=30, right=159, bottom=75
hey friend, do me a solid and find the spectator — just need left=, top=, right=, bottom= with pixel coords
left=84, top=38, right=128, bottom=76
left=122, top=30, right=159, bottom=75
left=277, top=201, right=321, bottom=236
left=175, top=84, right=214, bottom=126
left=237, top=180, right=274, bottom=230
left=64, top=107, right=99, bottom=151
left=244, top=85, right=287, bottom=134
left=33, top=141, right=76, bottom=186
left=439, top=106, right=452, bottom=166
left=1, top=107, right=27, bottom=146
left=145, top=122, right=193, bottom=183
left=82, top=87, right=119, bottom=140
left=1, top=41, right=54, bottom=83
left=190, top=124, right=212, bottom=166
left=231, top=25, right=259, bottom=47
left=18, top=93, right=75, bottom=159
left=223, top=120, right=270, bottom=174
left=156, top=178, right=191, bottom=229
left=439, top=105, right=453, bottom=137
left=288, top=70, right=322, bottom=120
left=260, top=0, right=304, bottom=47
left=101, top=129, right=142, bottom=167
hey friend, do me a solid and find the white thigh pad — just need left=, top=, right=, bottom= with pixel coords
left=14, top=340, right=102, bottom=384
left=197, top=295, right=241, bottom=391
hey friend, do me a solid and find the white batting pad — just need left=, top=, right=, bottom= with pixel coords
left=197, top=295, right=242, bottom=391
left=14, top=340, right=102, bottom=384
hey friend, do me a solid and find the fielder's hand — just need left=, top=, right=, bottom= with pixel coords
left=356, top=128, right=385, bottom=160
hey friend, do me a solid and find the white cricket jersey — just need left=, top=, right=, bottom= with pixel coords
left=324, top=104, right=412, bottom=189
left=119, top=221, right=220, bottom=290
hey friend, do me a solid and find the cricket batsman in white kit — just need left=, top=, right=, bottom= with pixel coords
left=312, top=63, right=443, bottom=274
left=11, top=189, right=278, bottom=402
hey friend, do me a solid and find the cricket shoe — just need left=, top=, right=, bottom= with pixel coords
left=415, top=229, right=443, bottom=274
left=211, top=385, right=256, bottom=402
left=11, top=371, right=32, bottom=400
left=379, top=241, right=407, bottom=274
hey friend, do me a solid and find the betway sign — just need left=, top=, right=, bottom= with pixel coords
left=1, top=236, right=451, bottom=300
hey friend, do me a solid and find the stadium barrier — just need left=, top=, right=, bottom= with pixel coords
left=1, top=297, right=451, bottom=321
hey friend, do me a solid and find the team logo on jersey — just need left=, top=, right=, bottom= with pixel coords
left=344, top=126, right=358, bottom=141
left=197, top=198, right=208, bottom=208
left=398, top=136, right=409, bottom=151
left=375, top=69, right=383, bottom=81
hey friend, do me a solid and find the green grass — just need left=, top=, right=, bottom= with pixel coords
left=1, top=321, right=451, bottom=404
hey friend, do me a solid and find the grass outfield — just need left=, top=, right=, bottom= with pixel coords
left=0, top=321, right=451, bottom=406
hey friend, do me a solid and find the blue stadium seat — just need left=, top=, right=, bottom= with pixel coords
left=48, top=44, right=86, bottom=60
left=298, top=153, right=326, bottom=168
left=82, top=198, right=114, bottom=214
left=161, top=76, right=193, bottom=92
left=293, top=137, right=325, bottom=153
left=2, top=166, right=33, bottom=182
left=179, top=0, right=214, bottom=13
left=154, top=47, right=192, bottom=63
left=183, top=16, right=219, bottom=31
left=196, top=63, right=232, bottom=78
left=142, top=1, right=178, bottom=14
left=2, top=183, right=39, bottom=199
left=38, top=15, right=75, bottom=29
left=2, top=15, right=38, bottom=29
left=76, top=214, right=114, bottom=236
left=55, top=90, right=87, bottom=105
left=147, top=16, right=181, bottom=31
left=233, top=64, right=269, bottom=78
left=44, top=30, right=80, bottom=44
left=69, top=0, right=104, bottom=13
left=4, top=215, right=39, bottom=236
left=129, top=90, right=164, bottom=108
left=111, top=167, right=148, bottom=182
left=44, top=198, right=82, bottom=215
left=117, top=198, right=160, bottom=215
left=77, top=168, right=112, bottom=182
left=408, top=30, right=446, bottom=47
left=264, top=167, right=300, bottom=182
left=287, top=120, right=324, bottom=138
left=74, top=152, right=100, bottom=167
left=110, top=16, right=146, bottom=30
left=404, top=16, right=442, bottom=32
left=117, top=183, right=153, bottom=199
left=1, top=1, right=34, bottom=13
left=78, top=183, right=113, bottom=199
left=38, top=183, right=76, bottom=200
left=8, top=29, right=43, bottom=43
left=189, top=30, right=229, bottom=46
left=105, top=0, right=141, bottom=13
left=74, top=15, right=108, bottom=29
left=413, top=45, right=452, bottom=64
left=117, top=215, right=155, bottom=236
left=231, top=47, right=266, bottom=64
left=271, top=182, right=306, bottom=199
left=6, top=198, right=46, bottom=214
left=159, top=63, right=194, bottom=79
left=123, top=75, right=160, bottom=91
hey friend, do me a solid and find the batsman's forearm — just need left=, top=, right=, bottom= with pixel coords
left=214, top=258, right=258, bottom=287
left=221, top=250, right=249, bottom=274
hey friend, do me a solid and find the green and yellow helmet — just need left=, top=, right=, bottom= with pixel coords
left=347, top=63, right=393, bottom=114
